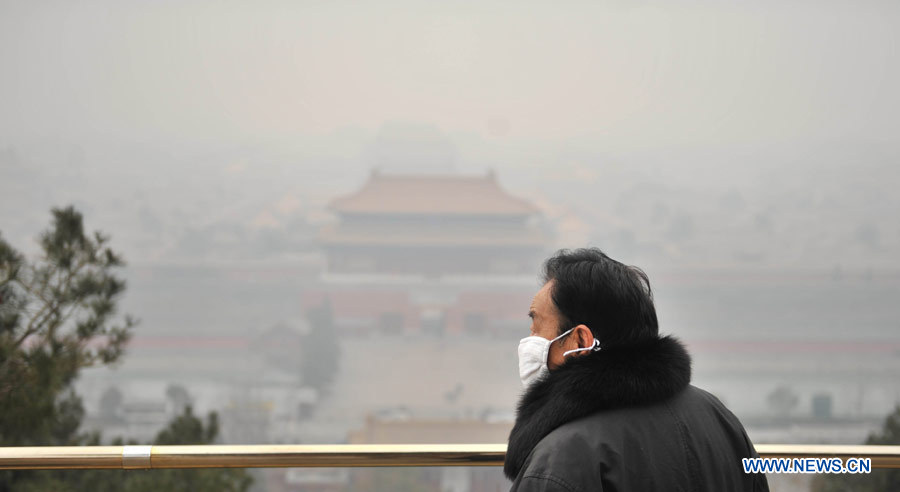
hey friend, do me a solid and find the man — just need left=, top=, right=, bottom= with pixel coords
left=506, top=248, right=768, bottom=491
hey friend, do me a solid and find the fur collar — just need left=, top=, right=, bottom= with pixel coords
left=504, top=335, right=692, bottom=480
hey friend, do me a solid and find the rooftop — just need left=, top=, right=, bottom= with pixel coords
left=329, top=171, right=539, bottom=216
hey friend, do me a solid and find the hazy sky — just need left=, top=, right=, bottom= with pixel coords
left=2, top=1, right=897, bottom=148
left=2, top=1, right=899, bottom=269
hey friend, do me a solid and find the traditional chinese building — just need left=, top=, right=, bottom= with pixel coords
left=302, top=170, right=552, bottom=337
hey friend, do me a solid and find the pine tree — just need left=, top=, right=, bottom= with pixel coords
left=301, top=298, right=340, bottom=395
left=0, top=206, right=134, bottom=448
left=0, top=206, right=253, bottom=491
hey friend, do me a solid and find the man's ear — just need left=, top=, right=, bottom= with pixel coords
left=574, top=324, right=593, bottom=348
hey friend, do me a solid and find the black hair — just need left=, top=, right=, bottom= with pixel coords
left=542, top=248, right=659, bottom=348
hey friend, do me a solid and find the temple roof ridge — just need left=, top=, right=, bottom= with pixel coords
left=331, top=169, right=538, bottom=216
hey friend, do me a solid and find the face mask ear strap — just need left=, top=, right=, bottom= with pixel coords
left=562, top=338, right=602, bottom=357
left=550, top=327, right=575, bottom=343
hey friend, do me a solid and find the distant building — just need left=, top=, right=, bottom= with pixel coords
left=346, top=413, right=513, bottom=492
left=79, top=327, right=319, bottom=445
left=303, top=170, right=551, bottom=337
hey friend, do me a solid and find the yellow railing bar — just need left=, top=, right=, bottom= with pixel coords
left=0, top=444, right=898, bottom=470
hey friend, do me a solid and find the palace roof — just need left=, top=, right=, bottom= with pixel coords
left=329, top=171, right=539, bottom=216
left=318, top=223, right=547, bottom=247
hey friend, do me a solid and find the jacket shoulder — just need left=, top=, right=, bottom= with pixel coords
left=514, top=426, right=603, bottom=491
left=515, top=385, right=766, bottom=492
left=511, top=473, right=584, bottom=492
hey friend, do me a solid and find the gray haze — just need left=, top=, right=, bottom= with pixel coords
left=2, top=2, right=900, bottom=490
left=3, top=0, right=899, bottom=270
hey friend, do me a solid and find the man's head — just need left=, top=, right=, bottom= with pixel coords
left=528, top=248, right=658, bottom=370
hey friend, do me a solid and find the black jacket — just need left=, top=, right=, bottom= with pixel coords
left=505, top=335, right=769, bottom=492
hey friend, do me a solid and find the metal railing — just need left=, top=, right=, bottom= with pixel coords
left=0, top=444, right=898, bottom=470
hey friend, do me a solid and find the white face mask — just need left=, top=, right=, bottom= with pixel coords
left=518, top=328, right=601, bottom=388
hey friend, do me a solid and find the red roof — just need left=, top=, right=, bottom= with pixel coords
left=329, top=172, right=539, bottom=216
left=318, top=223, right=547, bottom=247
